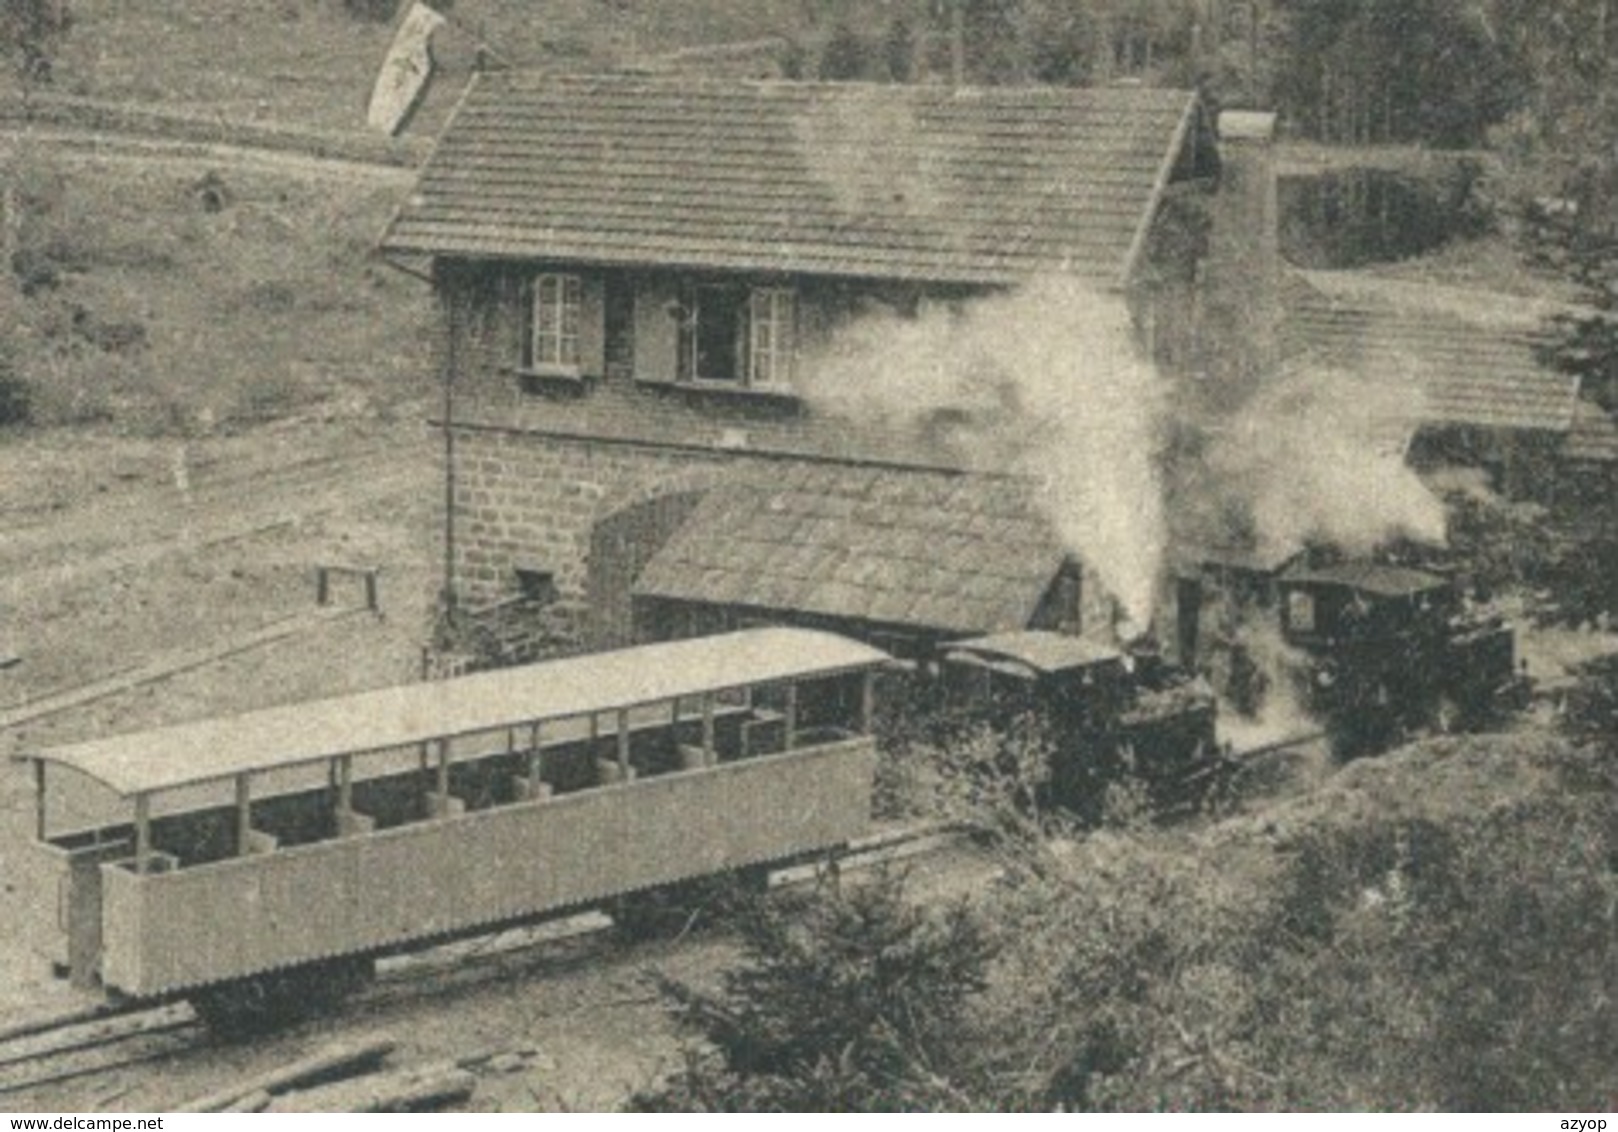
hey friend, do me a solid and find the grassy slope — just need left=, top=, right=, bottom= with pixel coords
left=4, top=0, right=889, bottom=432
left=52, top=0, right=838, bottom=134
left=7, top=149, right=433, bottom=430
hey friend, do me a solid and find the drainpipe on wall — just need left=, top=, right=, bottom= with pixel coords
left=441, top=276, right=459, bottom=618
left=950, top=0, right=965, bottom=89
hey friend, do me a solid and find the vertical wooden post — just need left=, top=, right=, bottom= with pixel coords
left=1, top=178, right=17, bottom=281
left=701, top=692, right=716, bottom=764
left=950, top=0, right=965, bottom=88
left=436, top=738, right=450, bottom=808
left=616, top=708, right=631, bottom=778
left=34, top=760, right=46, bottom=842
left=528, top=721, right=543, bottom=778
left=134, top=794, right=151, bottom=875
left=337, top=755, right=354, bottom=814
left=235, top=774, right=252, bottom=857
left=861, top=670, right=876, bottom=735
left=783, top=682, right=798, bottom=751
left=316, top=566, right=330, bottom=606
left=364, top=570, right=379, bottom=613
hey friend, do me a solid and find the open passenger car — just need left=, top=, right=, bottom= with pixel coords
left=16, top=628, right=888, bottom=1025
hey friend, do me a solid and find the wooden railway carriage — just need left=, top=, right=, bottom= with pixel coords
left=16, top=629, right=888, bottom=1025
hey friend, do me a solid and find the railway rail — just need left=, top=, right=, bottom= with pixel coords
left=0, top=722, right=1324, bottom=1103
left=0, top=818, right=958, bottom=1102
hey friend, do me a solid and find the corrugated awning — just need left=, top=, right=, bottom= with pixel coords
left=633, top=465, right=1069, bottom=637
left=20, top=628, right=889, bottom=798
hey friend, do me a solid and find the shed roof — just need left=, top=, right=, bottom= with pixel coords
left=634, top=464, right=1066, bottom=636
left=1282, top=272, right=1580, bottom=433
left=380, top=72, right=1209, bottom=286
left=22, top=628, right=889, bottom=798
left=1563, top=397, right=1618, bottom=463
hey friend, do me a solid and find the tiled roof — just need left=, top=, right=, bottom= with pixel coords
left=1281, top=272, right=1580, bottom=433
left=381, top=73, right=1206, bottom=286
left=633, top=463, right=1065, bottom=636
left=1563, top=397, right=1618, bottom=463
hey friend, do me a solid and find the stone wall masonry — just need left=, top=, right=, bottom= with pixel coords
left=446, top=424, right=732, bottom=619
left=440, top=421, right=1118, bottom=653
left=427, top=259, right=1144, bottom=651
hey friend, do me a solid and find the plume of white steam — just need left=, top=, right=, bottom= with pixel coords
left=1194, top=362, right=1447, bottom=557
left=800, top=275, right=1167, bottom=627
left=1218, top=616, right=1318, bottom=749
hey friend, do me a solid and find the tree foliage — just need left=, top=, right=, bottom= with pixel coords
left=636, top=732, right=1617, bottom=1111
left=1268, top=0, right=1527, bottom=146
left=1525, top=187, right=1618, bottom=414
left=633, top=871, right=996, bottom=1111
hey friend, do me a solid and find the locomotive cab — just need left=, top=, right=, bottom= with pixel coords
left=940, top=631, right=1218, bottom=816
left=1275, top=561, right=1521, bottom=753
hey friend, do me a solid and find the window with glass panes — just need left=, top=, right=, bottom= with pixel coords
left=747, top=287, right=795, bottom=389
left=526, top=273, right=582, bottom=371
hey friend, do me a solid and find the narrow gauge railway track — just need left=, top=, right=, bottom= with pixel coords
left=0, top=1006, right=200, bottom=1098
left=1, top=440, right=410, bottom=550
left=0, top=821, right=959, bottom=1102
left=0, top=729, right=1326, bottom=1101
left=1, top=443, right=424, bottom=610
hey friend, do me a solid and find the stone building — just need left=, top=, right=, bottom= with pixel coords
left=379, top=72, right=1274, bottom=662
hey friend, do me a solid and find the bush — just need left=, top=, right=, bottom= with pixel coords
left=1561, top=653, right=1618, bottom=755
left=634, top=870, right=996, bottom=1112
left=1280, top=163, right=1496, bottom=269
left=0, top=364, right=32, bottom=425
left=230, top=372, right=303, bottom=423
left=634, top=736, right=1617, bottom=1111
left=341, top=0, right=400, bottom=21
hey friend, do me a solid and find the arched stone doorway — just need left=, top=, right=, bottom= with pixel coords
left=585, top=489, right=706, bottom=648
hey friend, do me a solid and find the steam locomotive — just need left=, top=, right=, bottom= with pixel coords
left=923, top=630, right=1222, bottom=819
left=1180, top=551, right=1528, bottom=757
left=1273, top=561, right=1527, bottom=755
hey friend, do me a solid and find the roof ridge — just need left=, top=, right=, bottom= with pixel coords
left=486, top=69, right=1196, bottom=100
left=381, top=72, right=1203, bottom=284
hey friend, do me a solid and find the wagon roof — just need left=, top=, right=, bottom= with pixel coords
left=379, top=72, right=1213, bottom=287
left=19, top=628, right=888, bottom=798
left=1278, top=561, right=1450, bottom=598
left=945, top=630, right=1123, bottom=675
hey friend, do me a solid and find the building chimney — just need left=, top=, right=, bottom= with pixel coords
left=1200, top=109, right=1280, bottom=399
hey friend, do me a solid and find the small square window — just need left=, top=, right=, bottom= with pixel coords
left=1287, top=591, right=1315, bottom=634
left=514, top=566, right=557, bottom=604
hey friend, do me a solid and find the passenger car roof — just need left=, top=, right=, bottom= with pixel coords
left=19, top=629, right=889, bottom=798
